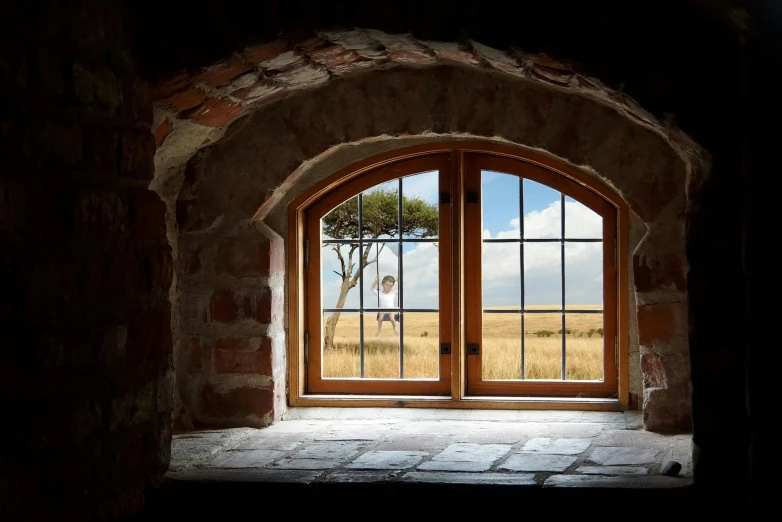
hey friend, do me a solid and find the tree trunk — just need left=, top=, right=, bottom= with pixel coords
left=323, top=278, right=352, bottom=351
left=323, top=245, right=375, bottom=351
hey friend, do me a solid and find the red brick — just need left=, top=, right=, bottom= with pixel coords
left=242, top=40, right=290, bottom=65
left=215, top=347, right=270, bottom=374
left=307, top=45, right=369, bottom=75
left=633, top=254, right=687, bottom=292
left=188, top=338, right=202, bottom=373
left=151, top=73, right=190, bottom=100
left=194, top=56, right=251, bottom=88
left=188, top=97, right=243, bottom=127
left=531, top=64, right=574, bottom=85
left=388, top=50, right=436, bottom=65
left=642, top=353, right=668, bottom=388
left=256, top=290, right=272, bottom=324
left=162, top=86, right=207, bottom=112
left=215, top=338, right=248, bottom=351
left=199, top=384, right=274, bottom=419
left=152, top=119, right=174, bottom=147
left=210, top=289, right=238, bottom=323
left=432, top=49, right=480, bottom=66
left=637, top=303, right=678, bottom=345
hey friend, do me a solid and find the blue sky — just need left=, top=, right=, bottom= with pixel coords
left=321, top=170, right=604, bottom=310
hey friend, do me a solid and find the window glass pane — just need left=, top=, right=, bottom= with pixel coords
left=523, top=179, right=561, bottom=239
left=322, top=312, right=360, bottom=378
left=482, top=242, right=521, bottom=309
left=362, top=180, right=398, bottom=240
left=322, top=196, right=359, bottom=240
left=482, top=171, right=520, bottom=239
left=523, top=243, right=562, bottom=307
left=482, top=311, right=522, bottom=380
left=565, top=313, right=604, bottom=381
left=365, top=242, right=400, bottom=310
left=321, top=244, right=361, bottom=310
left=401, top=312, right=439, bottom=379
left=565, top=243, right=603, bottom=307
left=362, top=313, right=400, bottom=378
left=564, top=196, right=602, bottom=239
left=523, top=312, right=564, bottom=380
left=401, top=242, right=438, bottom=310
left=402, top=171, right=439, bottom=240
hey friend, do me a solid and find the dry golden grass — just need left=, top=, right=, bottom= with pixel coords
left=322, top=307, right=605, bottom=380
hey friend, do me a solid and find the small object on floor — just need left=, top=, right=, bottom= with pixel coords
left=662, top=461, right=682, bottom=476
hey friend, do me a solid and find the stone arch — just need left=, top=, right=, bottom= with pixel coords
left=151, top=31, right=709, bottom=432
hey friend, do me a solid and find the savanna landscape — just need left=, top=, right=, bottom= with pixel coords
left=322, top=305, right=604, bottom=380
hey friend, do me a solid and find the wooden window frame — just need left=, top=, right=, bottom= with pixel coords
left=288, top=143, right=629, bottom=411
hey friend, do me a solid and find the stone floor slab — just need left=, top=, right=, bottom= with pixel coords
left=315, top=424, right=392, bottom=441
left=291, top=441, right=364, bottom=460
left=588, top=446, right=659, bottom=465
left=346, top=451, right=428, bottom=470
left=454, top=422, right=529, bottom=445
left=170, top=468, right=322, bottom=483
left=499, top=453, right=577, bottom=472
left=372, top=435, right=454, bottom=451
left=394, top=421, right=473, bottom=436
left=416, top=460, right=494, bottom=472
left=513, top=422, right=606, bottom=438
left=520, top=437, right=592, bottom=455
left=209, top=449, right=286, bottom=468
left=404, top=471, right=537, bottom=485
left=576, top=466, right=648, bottom=475
left=261, top=420, right=333, bottom=434
left=325, top=471, right=398, bottom=483
left=544, top=474, right=690, bottom=488
left=268, top=458, right=343, bottom=470
left=234, top=435, right=304, bottom=451
left=432, top=443, right=511, bottom=462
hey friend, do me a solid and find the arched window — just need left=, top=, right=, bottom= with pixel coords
left=289, top=145, right=628, bottom=407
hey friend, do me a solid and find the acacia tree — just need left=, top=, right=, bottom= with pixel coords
left=322, top=188, right=438, bottom=350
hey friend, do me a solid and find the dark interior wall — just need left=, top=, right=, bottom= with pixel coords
left=1, top=1, right=173, bottom=519
left=1, top=0, right=780, bottom=518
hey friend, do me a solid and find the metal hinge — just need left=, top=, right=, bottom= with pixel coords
left=440, top=342, right=451, bottom=355
left=304, top=332, right=309, bottom=365
left=467, top=343, right=480, bottom=355
left=304, top=239, right=309, bottom=271
left=615, top=335, right=618, bottom=368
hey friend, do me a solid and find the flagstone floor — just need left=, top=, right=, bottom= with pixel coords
left=168, top=407, right=693, bottom=490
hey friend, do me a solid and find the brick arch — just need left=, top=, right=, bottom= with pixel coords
left=152, top=30, right=709, bottom=432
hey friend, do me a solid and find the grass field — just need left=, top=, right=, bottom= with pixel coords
left=322, top=305, right=605, bottom=380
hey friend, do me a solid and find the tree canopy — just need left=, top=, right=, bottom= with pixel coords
left=322, top=188, right=438, bottom=240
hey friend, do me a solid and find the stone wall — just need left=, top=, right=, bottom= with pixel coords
left=0, top=1, right=172, bottom=519
left=151, top=32, right=708, bottom=433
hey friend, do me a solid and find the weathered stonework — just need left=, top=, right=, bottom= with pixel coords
left=150, top=30, right=708, bottom=434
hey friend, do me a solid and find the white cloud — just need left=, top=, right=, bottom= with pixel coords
left=320, top=198, right=604, bottom=310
